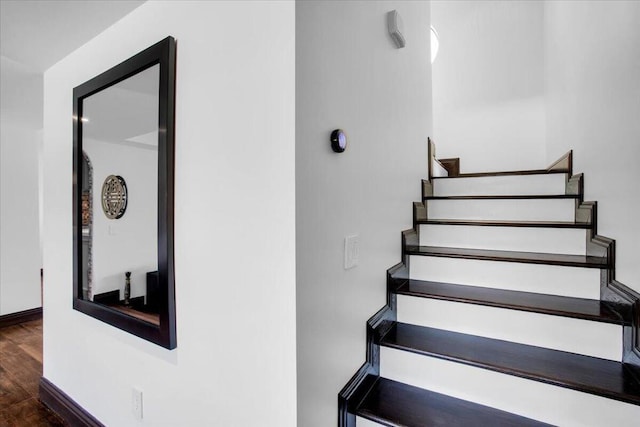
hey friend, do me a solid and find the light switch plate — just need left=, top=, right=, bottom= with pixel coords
left=344, top=235, right=359, bottom=269
left=132, top=387, right=143, bottom=420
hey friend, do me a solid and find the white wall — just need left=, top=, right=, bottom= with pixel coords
left=0, top=124, right=42, bottom=315
left=544, top=0, right=640, bottom=293
left=42, top=1, right=296, bottom=426
left=0, top=55, right=43, bottom=315
left=432, top=0, right=546, bottom=172
left=296, top=1, right=431, bottom=425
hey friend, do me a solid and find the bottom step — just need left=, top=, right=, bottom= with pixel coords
left=356, top=377, right=550, bottom=427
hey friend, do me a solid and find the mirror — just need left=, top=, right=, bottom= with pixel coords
left=73, top=37, right=176, bottom=349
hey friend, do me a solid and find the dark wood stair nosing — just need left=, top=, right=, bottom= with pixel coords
left=432, top=169, right=568, bottom=179
left=425, top=194, right=580, bottom=200
left=405, top=245, right=609, bottom=269
left=355, top=377, right=553, bottom=427
left=417, top=219, right=592, bottom=229
left=378, top=322, right=640, bottom=406
left=393, top=279, right=628, bottom=326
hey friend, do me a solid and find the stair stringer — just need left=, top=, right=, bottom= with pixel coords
left=338, top=191, right=423, bottom=426
left=337, top=262, right=404, bottom=427
left=569, top=173, right=640, bottom=372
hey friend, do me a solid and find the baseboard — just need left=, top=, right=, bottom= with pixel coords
left=338, top=262, right=406, bottom=427
left=0, top=307, right=42, bottom=328
left=39, top=377, right=104, bottom=427
left=338, top=363, right=378, bottom=427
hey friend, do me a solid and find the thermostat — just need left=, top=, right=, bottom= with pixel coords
left=331, top=129, right=347, bottom=153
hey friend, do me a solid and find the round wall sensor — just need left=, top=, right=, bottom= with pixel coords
left=331, top=129, right=347, bottom=153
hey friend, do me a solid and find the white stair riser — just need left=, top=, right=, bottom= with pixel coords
left=410, top=255, right=601, bottom=299
left=355, top=416, right=383, bottom=426
left=433, top=173, right=567, bottom=196
left=396, top=295, right=621, bottom=361
left=427, top=198, right=575, bottom=222
left=380, top=347, right=640, bottom=427
left=419, top=224, right=586, bottom=255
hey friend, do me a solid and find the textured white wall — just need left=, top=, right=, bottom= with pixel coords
left=296, top=1, right=432, bottom=425
left=544, top=0, right=640, bottom=293
left=0, top=56, right=42, bottom=315
left=432, top=0, right=546, bottom=172
left=42, top=1, right=295, bottom=425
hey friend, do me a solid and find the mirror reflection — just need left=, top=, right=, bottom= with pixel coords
left=81, top=65, right=160, bottom=325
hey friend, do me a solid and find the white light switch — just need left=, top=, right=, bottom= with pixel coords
left=344, top=235, right=359, bottom=269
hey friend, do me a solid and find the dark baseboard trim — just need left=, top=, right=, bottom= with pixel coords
left=39, top=377, right=104, bottom=427
left=338, top=254, right=406, bottom=426
left=0, top=307, right=42, bottom=328
left=338, top=362, right=377, bottom=427
left=604, top=280, right=640, bottom=371
left=567, top=172, right=640, bottom=369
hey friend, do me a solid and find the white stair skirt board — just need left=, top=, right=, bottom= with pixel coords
left=433, top=173, right=567, bottom=197
left=419, top=224, right=587, bottom=255
left=380, top=348, right=640, bottom=427
left=396, top=295, right=621, bottom=361
left=409, top=256, right=601, bottom=299
left=355, top=416, right=384, bottom=426
left=426, top=198, right=576, bottom=222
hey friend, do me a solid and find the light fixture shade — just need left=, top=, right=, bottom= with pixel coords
left=431, top=26, right=439, bottom=63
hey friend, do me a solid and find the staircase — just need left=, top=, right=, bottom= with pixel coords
left=339, top=141, right=640, bottom=426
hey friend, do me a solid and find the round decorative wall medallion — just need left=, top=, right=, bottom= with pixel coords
left=101, top=175, right=128, bottom=219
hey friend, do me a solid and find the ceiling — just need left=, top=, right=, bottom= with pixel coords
left=0, top=0, right=145, bottom=72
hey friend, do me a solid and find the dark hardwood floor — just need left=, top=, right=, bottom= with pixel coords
left=0, top=319, right=65, bottom=426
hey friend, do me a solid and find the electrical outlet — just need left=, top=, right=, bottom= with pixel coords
left=132, top=387, right=143, bottom=420
left=344, top=235, right=359, bottom=269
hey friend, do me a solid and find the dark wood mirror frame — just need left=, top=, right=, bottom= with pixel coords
left=72, top=37, right=176, bottom=349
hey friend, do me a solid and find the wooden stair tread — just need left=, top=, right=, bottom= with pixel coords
left=393, top=279, right=627, bottom=325
left=356, top=377, right=551, bottom=427
left=379, top=322, right=640, bottom=405
left=405, top=245, right=608, bottom=268
left=418, top=219, right=591, bottom=229
left=432, top=169, right=566, bottom=179
left=425, top=194, right=579, bottom=200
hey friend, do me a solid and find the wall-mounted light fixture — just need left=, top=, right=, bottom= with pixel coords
left=431, top=25, right=440, bottom=63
